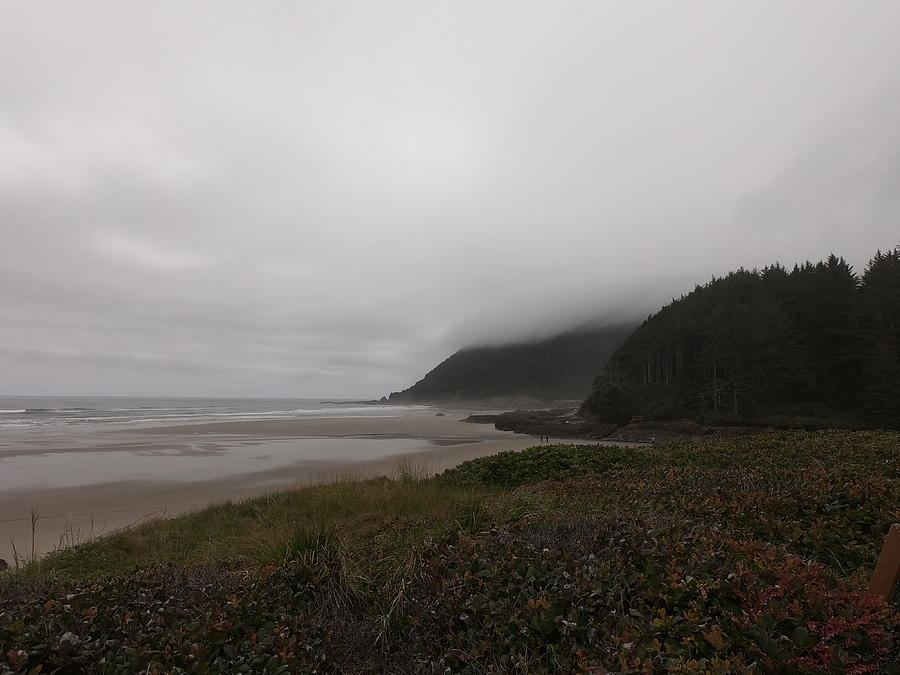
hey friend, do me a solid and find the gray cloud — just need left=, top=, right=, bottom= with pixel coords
left=2, top=2, right=900, bottom=397
left=736, top=79, right=900, bottom=264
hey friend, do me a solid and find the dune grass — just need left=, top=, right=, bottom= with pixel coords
left=2, top=430, right=898, bottom=673
left=16, top=470, right=536, bottom=584
left=13, top=429, right=900, bottom=582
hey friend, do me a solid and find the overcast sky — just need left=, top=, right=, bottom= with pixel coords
left=2, top=2, right=899, bottom=398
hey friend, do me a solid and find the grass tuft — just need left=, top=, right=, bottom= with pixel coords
left=2, top=430, right=898, bottom=673
left=271, top=522, right=338, bottom=564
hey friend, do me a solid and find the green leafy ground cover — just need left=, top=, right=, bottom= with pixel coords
left=1, top=431, right=898, bottom=673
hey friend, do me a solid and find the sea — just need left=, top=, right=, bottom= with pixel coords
left=0, top=394, right=447, bottom=496
left=0, top=396, right=437, bottom=491
left=0, top=397, right=440, bottom=560
left=0, top=396, right=432, bottom=430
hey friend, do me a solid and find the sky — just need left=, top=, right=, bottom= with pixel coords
left=2, top=2, right=900, bottom=398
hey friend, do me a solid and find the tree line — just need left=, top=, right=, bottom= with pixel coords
left=582, top=246, right=900, bottom=429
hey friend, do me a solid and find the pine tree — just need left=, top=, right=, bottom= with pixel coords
left=858, top=247, right=900, bottom=425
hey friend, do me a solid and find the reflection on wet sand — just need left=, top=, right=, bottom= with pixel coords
left=0, top=415, right=544, bottom=563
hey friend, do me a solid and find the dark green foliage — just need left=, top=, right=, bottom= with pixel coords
left=391, top=323, right=633, bottom=402
left=444, top=430, right=900, bottom=570
left=582, top=246, right=900, bottom=429
left=426, top=431, right=899, bottom=672
left=2, top=432, right=898, bottom=673
left=400, top=517, right=894, bottom=674
left=0, top=562, right=371, bottom=673
left=858, top=248, right=900, bottom=427
left=440, top=443, right=636, bottom=488
left=588, top=383, right=635, bottom=426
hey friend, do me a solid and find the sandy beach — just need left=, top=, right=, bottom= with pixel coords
left=0, top=415, right=549, bottom=564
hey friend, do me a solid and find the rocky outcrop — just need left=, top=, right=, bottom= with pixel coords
left=487, top=409, right=761, bottom=443
left=492, top=409, right=617, bottom=439
left=463, top=414, right=499, bottom=424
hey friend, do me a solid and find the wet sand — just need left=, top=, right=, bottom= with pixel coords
left=0, top=415, right=550, bottom=564
left=141, top=414, right=519, bottom=439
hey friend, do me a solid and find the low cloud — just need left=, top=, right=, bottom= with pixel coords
left=2, top=2, right=899, bottom=397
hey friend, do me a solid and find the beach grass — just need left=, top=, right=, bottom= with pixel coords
left=12, top=429, right=900, bottom=580
left=15, top=471, right=526, bottom=583
left=2, top=430, right=898, bottom=672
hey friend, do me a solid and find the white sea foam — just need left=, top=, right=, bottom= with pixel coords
left=0, top=397, right=436, bottom=431
left=292, top=405, right=428, bottom=415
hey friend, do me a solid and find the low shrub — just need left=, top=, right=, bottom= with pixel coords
left=2, top=431, right=898, bottom=672
left=397, top=517, right=897, bottom=674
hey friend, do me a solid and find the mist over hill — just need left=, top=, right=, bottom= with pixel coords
left=389, top=324, right=634, bottom=403
left=582, top=246, right=900, bottom=429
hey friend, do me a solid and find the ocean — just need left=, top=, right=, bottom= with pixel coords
left=0, top=397, right=456, bottom=561
left=0, top=396, right=436, bottom=479
left=0, top=396, right=437, bottom=495
left=0, top=396, right=431, bottom=430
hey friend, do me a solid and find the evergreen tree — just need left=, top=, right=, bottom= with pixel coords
left=858, top=247, right=900, bottom=426
left=582, top=246, right=899, bottom=429
left=391, top=324, right=633, bottom=402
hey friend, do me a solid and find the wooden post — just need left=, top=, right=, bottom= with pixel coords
left=869, top=523, right=900, bottom=602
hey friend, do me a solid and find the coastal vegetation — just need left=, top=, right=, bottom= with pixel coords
left=583, top=246, right=900, bottom=430
left=393, top=246, right=900, bottom=436
left=2, top=430, right=897, bottom=672
left=390, top=323, right=633, bottom=403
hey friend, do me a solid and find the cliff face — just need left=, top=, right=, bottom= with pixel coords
left=390, top=324, right=634, bottom=403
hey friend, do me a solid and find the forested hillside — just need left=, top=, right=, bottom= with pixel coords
left=582, top=247, right=900, bottom=429
left=390, top=324, right=633, bottom=403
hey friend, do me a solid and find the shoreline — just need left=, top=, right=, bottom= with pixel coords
left=136, top=414, right=516, bottom=438
left=0, top=414, right=641, bottom=564
left=0, top=415, right=539, bottom=564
